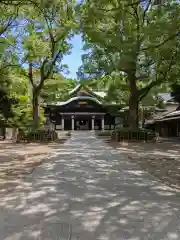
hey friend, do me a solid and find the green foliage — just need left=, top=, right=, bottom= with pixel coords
left=0, top=0, right=179, bottom=131
left=21, top=0, right=77, bottom=127
left=20, top=0, right=77, bottom=77
left=0, top=0, right=79, bottom=130
left=0, top=69, right=16, bottom=125
left=8, top=97, right=45, bottom=128
left=0, top=4, right=18, bottom=54
left=0, top=89, right=15, bottom=124
left=0, top=69, right=45, bottom=129
left=41, top=75, right=77, bottom=102
left=79, top=0, right=180, bottom=127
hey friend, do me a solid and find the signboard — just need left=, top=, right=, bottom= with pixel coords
left=78, top=101, right=88, bottom=105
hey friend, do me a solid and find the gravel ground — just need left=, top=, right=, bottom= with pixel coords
left=1, top=131, right=180, bottom=239
left=0, top=133, right=69, bottom=191
left=128, top=155, right=180, bottom=190
left=104, top=138, right=180, bottom=191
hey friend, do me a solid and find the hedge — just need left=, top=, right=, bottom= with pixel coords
left=96, top=131, right=112, bottom=137
left=17, top=129, right=58, bottom=142
left=111, top=128, right=156, bottom=141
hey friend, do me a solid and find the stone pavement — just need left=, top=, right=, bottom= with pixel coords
left=1, top=131, right=180, bottom=240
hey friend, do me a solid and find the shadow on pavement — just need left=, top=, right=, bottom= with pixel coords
left=0, top=132, right=180, bottom=239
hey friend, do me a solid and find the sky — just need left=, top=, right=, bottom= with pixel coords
left=62, top=35, right=84, bottom=79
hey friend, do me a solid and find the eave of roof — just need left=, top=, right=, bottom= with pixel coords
left=155, top=110, right=180, bottom=121
left=156, top=116, right=180, bottom=121
left=69, top=84, right=81, bottom=95
left=46, top=96, right=102, bottom=106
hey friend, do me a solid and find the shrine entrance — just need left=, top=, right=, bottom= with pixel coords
left=75, top=116, right=92, bottom=130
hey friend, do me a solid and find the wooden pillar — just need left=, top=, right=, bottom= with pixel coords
left=92, top=116, right=95, bottom=130
left=71, top=115, right=74, bottom=130
left=101, top=115, right=104, bottom=131
left=61, top=116, right=64, bottom=130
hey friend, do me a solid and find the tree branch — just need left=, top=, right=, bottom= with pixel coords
left=28, top=62, right=35, bottom=88
left=44, top=49, right=63, bottom=80
left=135, top=75, right=149, bottom=81
left=142, top=0, right=152, bottom=24
left=138, top=48, right=178, bottom=101
left=126, top=0, right=149, bottom=8
left=131, top=3, right=142, bottom=57
left=0, top=5, right=19, bottom=37
left=142, top=32, right=180, bottom=51
left=42, top=9, right=56, bottom=58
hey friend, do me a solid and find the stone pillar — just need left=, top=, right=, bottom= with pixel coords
left=101, top=116, right=105, bottom=131
left=6, top=128, right=13, bottom=140
left=92, top=116, right=95, bottom=130
left=61, top=116, right=64, bottom=130
left=71, top=115, right=74, bottom=130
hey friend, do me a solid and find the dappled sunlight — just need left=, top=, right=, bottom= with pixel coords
left=124, top=170, right=147, bottom=176
left=104, top=137, right=180, bottom=192
left=21, top=203, right=51, bottom=215
left=0, top=131, right=180, bottom=239
left=104, top=138, right=180, bottom=158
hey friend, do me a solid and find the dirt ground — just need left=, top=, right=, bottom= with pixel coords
left=0, top=132, right=69, bottom=191
left=104, top=138, right=180, bottom=191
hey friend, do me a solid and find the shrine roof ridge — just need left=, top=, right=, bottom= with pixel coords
left=47, top=96, right=102, bottom=106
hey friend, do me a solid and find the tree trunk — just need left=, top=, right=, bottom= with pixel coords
left=32, top=90, right=39, bottom=129
left=2, top=127, right=5, bottom=140
left=129, top=97, right=139, bottom=128
left=128, top=73, right=139, bottom=128
left=142, top=117, right=145, bottom=128
left=141, top=109, right=145, bottom=128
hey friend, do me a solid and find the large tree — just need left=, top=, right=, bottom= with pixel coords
left=79, top=0, right=180, bottom=127
left=17, top=0, right=77, bottom=128
left=0, top=0, right=78, bottom=131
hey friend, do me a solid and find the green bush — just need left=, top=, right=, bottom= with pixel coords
left=111, top=128, right=156, bottom=141
left=17, top=129, right=58, bottom=142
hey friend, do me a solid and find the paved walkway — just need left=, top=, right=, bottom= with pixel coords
left=1, top=132, right=180, bottom=240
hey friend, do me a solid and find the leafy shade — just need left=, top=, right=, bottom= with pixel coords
left=79, top=0, right=180, bottom=127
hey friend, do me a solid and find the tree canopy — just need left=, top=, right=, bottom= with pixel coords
left=79, top=0, right=180, bottom=127
left=0, top=0, right=180, bottom=131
